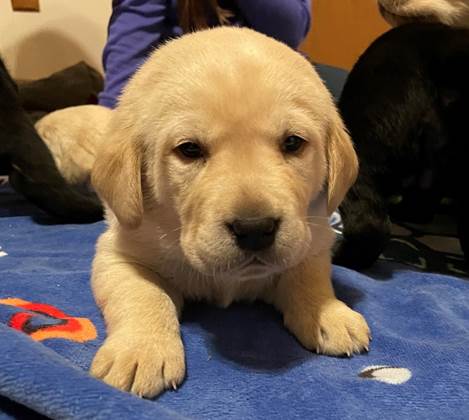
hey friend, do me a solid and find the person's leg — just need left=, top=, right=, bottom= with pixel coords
left=17, top=62, right=103, bottom=114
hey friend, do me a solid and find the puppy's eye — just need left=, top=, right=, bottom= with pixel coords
left=176, top=142, right=204, bottom=159
left=282, top=135, right=306, bottom=154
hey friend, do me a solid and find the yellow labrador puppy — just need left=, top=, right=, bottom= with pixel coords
left=90, top=27, right=370, bottom=398
left=379, top=0, right=469, bottom=26
left=36, top=105, right=111, bottom=189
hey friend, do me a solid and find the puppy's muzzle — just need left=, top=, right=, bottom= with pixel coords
left=227, top=217, right=280, bottom=251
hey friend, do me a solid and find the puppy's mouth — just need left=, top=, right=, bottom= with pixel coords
left=229, top=256, right=280, bottom=280
left=239, top=256, right=268, bottom=269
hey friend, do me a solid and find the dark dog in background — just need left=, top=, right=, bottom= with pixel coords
left=333, top=23, right=469, bottom=269
left=0, top=58, right=103, bottom=222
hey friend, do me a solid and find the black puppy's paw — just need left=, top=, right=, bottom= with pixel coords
left=333, top=230, right=390, bottom=270
left=458, top=224, right=469, bottom=267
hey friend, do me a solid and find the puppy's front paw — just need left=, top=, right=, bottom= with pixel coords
left=90, top=332, right=185, bottom=398
left=284, top=299, right=370, bottom=356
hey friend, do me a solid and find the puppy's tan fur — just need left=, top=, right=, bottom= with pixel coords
left=379, top=0, right=469, bottom=26
left=35, top=105, right=112, bottom=188
left=90, top=27, right=370, bottom=398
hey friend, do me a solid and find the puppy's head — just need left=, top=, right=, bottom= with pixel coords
left=92, top=27, right=357, bottom=280
left=378, top=0, right=469, bottom=27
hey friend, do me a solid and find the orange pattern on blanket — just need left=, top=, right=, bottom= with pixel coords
left=0, top=297, right=97, bottom=342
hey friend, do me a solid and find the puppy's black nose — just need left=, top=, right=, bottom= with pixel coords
left=228, top=217, right=280, bottom=251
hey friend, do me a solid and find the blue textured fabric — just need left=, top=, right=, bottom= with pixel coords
left=1, top=184, right=469, bottom=419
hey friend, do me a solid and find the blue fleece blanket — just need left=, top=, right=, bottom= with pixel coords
left=1, top=184, right=469, bottom=420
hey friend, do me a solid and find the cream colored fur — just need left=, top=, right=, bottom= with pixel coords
left=379, top=0, right=469, bottom=26
left=90, top=27, right=370, bottom=398
left=35, top=105, right=112, bottom=189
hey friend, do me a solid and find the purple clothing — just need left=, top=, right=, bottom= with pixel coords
left=99, top=0, right=311, bottom=108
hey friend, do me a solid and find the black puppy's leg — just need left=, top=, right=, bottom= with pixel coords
left=456, top=192, right=469, bottom=266
left=8, top=120, right=103, bottom=223
left=333, top=175, right=391, bottom=270
left=1, top=57, right=103, bottom=222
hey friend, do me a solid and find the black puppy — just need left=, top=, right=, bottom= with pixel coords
left=333, top=23, right=469, bottom=269
left=0, top=58, right=103, bottom=222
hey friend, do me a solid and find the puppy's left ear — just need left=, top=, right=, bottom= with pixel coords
left=326, top=114, right=358, bottom=215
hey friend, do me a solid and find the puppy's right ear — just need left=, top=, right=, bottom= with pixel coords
left=326, top=114, right=359, bottom=216
left=91, top=129, right=143, bottom=229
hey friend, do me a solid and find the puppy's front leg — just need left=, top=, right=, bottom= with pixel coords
left=90, top=252, right=185, bottom=398
left=273, top=252, right=370, bottom=356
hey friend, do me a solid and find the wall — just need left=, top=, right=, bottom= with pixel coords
left=1, top=0, right=389, bottom=79
left=0, top=0, right=111, bottom=79
left=301, top=0, right=391, bottom=70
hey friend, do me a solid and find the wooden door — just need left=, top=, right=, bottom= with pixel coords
left=300, top=0, right=390, bottom=69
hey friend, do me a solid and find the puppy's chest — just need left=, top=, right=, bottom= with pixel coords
left=131, top=245, right=274, bottom=307
left=174, top=272, right=274, bottom=308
